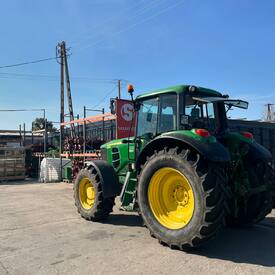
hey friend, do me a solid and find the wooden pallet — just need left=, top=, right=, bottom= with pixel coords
left=0, top=175, right=25, bottom=181
left=0, top=147, right=25, bottom=181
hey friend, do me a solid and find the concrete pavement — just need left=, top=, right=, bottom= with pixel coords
left=0, top=181, right=274, bottom=274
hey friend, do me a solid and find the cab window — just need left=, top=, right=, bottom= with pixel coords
left=185, top=95, right=216, bottom=133
left=159, top=94, right=177, bottom=133
left=137, top=97, right=158, bottom=137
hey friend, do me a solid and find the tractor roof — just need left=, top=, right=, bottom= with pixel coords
left=136, top=85, right=222, bottom=100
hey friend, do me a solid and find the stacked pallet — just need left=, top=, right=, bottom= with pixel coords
left=0, top=147, right=25, bottom=181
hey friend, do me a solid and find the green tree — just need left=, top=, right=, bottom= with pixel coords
left=32, top=117, right=57, bottom=132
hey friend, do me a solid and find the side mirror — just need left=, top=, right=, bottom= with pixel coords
left=134, top=101, right=141, bottom=111
left=110, top=99, right=115, bottom=115
left=191, top=108, right=200, bottom=119
left=180, top=114, right=189, bottom=126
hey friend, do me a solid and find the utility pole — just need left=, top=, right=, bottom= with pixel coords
left=118, top=79, right=121, bottom=99
left=23, top=123, right=26, bottom=147
left=83, top=106, right=86, bottom=163
left=57, top=41, right=75, bottom=138
left=57, top=41, right=76, bottom=180
left=58, top=42, right=65, bottom=181
left=43, top=109, right=47, bottom=154
left=102, top=108, right=105, bottom=141
left=19, top=124, right=22, bottom=146
left=58, top=42, right=65, bottom=159
left=265, top=103, right=274, bottom=121
left=77, top=114, right=80, bottom=136
left=63, top=42, right=75, bottom=135
left=57, top=42, right=66, bottom=180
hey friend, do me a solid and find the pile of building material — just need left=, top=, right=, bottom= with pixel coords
left=0, top=133, right=25, bottom=181
left=0, top=147, right=25, bottom=181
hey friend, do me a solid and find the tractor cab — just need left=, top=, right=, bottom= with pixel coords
left=135, top=85, right=248, bottom=140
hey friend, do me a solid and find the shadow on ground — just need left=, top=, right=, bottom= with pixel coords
left=192, top=216, right=275, bottom=267
left=105, top=213, right=143, bottom=227
left=106, top=213, right=275, bottom=267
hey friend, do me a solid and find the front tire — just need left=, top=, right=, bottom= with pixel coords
left=137, top=148, right=226, bottom=249
left=74, top=166, right=114, bottom=221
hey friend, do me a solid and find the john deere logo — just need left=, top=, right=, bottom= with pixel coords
left=121, top=103, right=133, bottom=121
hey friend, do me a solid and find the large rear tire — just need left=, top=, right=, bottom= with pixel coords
left=228, top=160, right=273, bottom=225
left=74, top=166, right=115, bottom=221
left=137, top=147, right=226, bottom=249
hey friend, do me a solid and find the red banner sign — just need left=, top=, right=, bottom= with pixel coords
left=115, top=99, right=136, bottom=139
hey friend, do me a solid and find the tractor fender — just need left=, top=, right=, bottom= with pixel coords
left=247, top=141, right=272, bottom=161
left=87, top=160, right=121, bottom=198
left=136, top=133, right=230, bottom=171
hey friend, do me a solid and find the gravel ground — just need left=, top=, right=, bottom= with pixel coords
left=0, top=181, right=274, bottom=275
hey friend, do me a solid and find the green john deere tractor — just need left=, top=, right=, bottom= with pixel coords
left=74, top=84, right=274, bottom=249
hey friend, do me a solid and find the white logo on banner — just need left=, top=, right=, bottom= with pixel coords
left=121, top=103, right=133, bottom=121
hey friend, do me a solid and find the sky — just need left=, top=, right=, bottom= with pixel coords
left=0, top=0, right=275, bottom=130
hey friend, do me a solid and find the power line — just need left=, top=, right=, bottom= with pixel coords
left=69, top=0, right=150, bottom=47
left=0, top=1, right=183, bottom=69
left=0, top=72, right=118, bottom=83
left=0, top=72, right=132, bottom=84
left=74, top=0, right=165, bottom=52
left=92, top=85, right=117, bottom=108
left=0, top=108, right=45, bottom=112
left=0, top=57, right=58, bottom=69
left=72, top=0, right=164, bottom=50
left=75, top=0, right=184, bottom=53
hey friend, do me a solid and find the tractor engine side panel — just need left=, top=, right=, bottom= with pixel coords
left=101, top=139, right=135, bottom=186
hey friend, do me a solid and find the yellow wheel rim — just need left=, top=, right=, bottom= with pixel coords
left=148, top=167, right=194, bottom=230
left=79, top=177, right=95, bottom=210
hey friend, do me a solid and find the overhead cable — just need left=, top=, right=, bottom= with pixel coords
left=0, top=57, right=57, bottom=69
